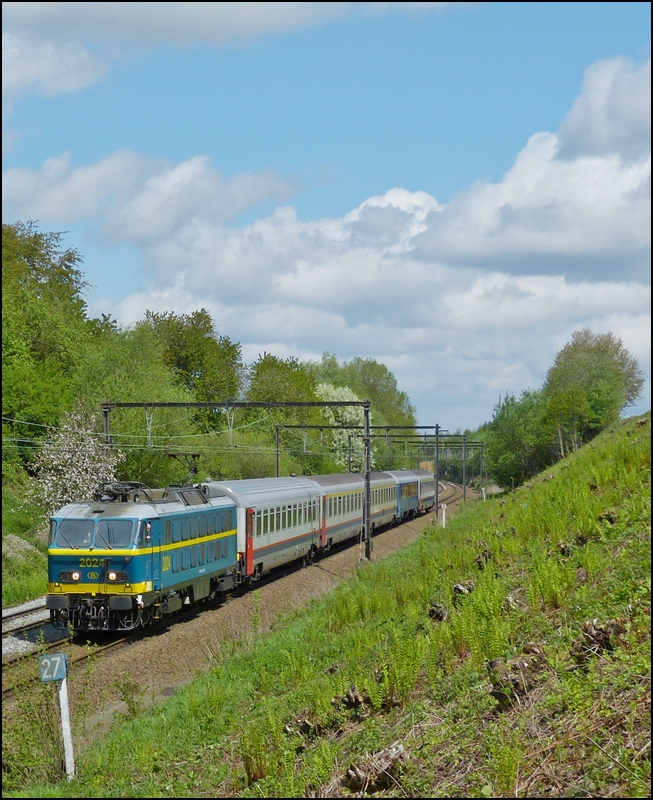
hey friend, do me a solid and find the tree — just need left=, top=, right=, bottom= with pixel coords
left=30, top=407, right=122, bottom=515
left=485, top=391, right=551, bottom=488
left=316, top=383, right=375, bottom=472
left=307, top=353, right=417, bottom=428
left=143, top=309, right=243, bottom=399
left=543, top=329, right=644, bottom=454
left=3, top=222, right=93, bottom=472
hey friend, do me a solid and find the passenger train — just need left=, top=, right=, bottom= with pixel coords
left=46, top=469, right=436, bottom=632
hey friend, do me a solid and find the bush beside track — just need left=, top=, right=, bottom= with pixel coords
left=3, top=414, right=650, bottom=798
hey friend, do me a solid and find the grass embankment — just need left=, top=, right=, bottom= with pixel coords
left=1, top=487, right=48, bottom=606
left=4, top=414, right=650, bottom=798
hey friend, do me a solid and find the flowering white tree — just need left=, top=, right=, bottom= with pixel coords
left=316, top=383, right=376, bottom=472
left=31, top=407, right=122, bottom=514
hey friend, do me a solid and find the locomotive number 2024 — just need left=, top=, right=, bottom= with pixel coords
left=162, top=555, right=171, bottom=572
left=79, top=558, right=105, bottom=567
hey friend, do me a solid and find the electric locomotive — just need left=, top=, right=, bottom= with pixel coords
left=46, top=481, right=239, bottom=631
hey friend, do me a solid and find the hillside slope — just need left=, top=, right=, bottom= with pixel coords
left=5, top=414, right=650, bottom=798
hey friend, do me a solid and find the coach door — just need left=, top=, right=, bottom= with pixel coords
left=320, top=495, right=327, bottom=547
left=246, top=508, right=255, bottom=576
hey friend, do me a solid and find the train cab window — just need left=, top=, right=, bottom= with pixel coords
left=134, top=521, right=152, bottom=548
left=96, top=519, right=134, bottom=549
left=49, top=520, right=57, bottom=545
left=182, top=519, right=190, bottom=541
left=54, top=519, right=94, bottom=548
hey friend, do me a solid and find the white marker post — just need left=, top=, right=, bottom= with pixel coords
left=481, top=487, right=486, bottom=501
left=39, top=653, right=75, bottom=780
left=441, top=504, right=447, bottom=528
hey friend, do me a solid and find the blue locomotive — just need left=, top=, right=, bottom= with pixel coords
left=46, top=470, right=436, bottom=632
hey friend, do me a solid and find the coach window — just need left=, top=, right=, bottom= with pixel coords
left=263, top=509, right=269, bottom=535
left=276, top=507, right=281, bottom=531
left=256, top=511, right=261, bottom=537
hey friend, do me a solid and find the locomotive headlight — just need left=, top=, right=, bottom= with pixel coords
left=71, top=571, right=81, bottom=581
left=107, top=571, right=127, bottom=582
left=108, top=571, right=117, bottom=581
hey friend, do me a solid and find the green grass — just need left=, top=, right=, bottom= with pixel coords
left=3, top=414, right=650, bottom=797
left=2, top=486, right=48, bottom=606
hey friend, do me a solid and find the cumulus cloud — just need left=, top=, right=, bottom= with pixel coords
left=2, top=31, right=107, bottom=105
left=2, top=3, right=449, bottom=47
left=2, top=151, right=299, bottom=238
left=558, top=57, right=651, bottom=159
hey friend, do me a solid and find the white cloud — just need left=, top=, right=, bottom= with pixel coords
left=2, top=31, right=107, bottom=104
left=2, top=3, right=449, bottom=47
left=558, top=57, right=651, bottom=159
left=2, top=151, right=299, bottom=238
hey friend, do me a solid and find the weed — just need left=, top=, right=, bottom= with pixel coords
left=114, top=672, right=146, bottom=719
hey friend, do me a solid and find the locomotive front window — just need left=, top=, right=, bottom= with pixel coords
left=95, top=520, right=134, bottom=549
left=55, top=519, right=94, bottom=548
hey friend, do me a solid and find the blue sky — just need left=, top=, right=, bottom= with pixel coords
left=3, top=2, right=651, bottom=429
